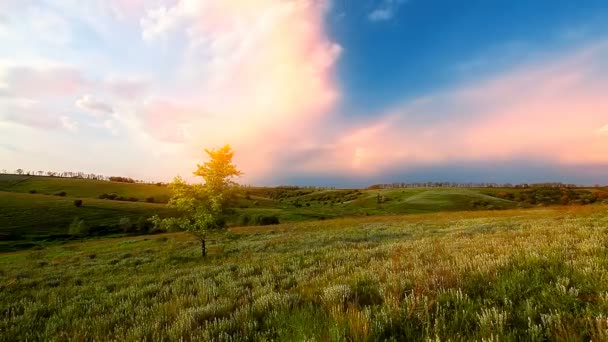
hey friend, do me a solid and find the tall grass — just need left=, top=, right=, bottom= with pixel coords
left=1, top=206, right=608, bottom=340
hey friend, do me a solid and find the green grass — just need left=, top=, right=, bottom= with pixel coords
left=2, top=175, right=605, bottom=254
left=0, top=175, right=171, bottom=202
left=0, top=191, right=178, bottom=251
left=2, top=206, right=608, bottom=340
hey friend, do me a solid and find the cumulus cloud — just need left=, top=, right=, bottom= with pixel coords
left=137, top=0, right=342, bottom=180
left=75, top=94, right=114, bottom=115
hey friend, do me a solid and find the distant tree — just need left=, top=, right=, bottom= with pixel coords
left=16, top=169, right=23, bottom=175
left=151, top=145, right=242, bottom=257
left=73, top=199, right=83, bottom=207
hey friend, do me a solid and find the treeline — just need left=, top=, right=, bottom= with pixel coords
left=490, top=188, right=608, bottom=205
left=1, top=169, right=166, bottom=186
left=368, top=182, right=586, bottom=189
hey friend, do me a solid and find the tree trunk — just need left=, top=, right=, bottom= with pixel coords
left=201, top=239, right=206, bottom=257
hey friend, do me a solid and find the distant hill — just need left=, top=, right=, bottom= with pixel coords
left=0, top=175, right=171, bottom=203
left=1, top=174, right=606, bottom=252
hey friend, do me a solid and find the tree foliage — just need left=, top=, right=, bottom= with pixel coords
left=151, top=145, right=242, bottom=256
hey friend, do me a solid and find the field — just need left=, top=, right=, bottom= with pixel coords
left=0, top=175, right=171, bottom=202
left=1, top=175, right=606, bottom=253
left=2, top=205, right=608, bottom=340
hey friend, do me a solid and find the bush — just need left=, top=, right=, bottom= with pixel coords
left=29, top=190, right=37, bottom=194
left=54, top=191, right=67, bottom=197
left=254, top=215, right=279, bottom=226
left=68, top=218, right=89, bottom=237
left=73, top=200, right=83, bottom=207
left=119, top=217, right=133, bottom=233
left=145, top=197, right=155, bottom=203
left=136, top=216, right=151, bottom=234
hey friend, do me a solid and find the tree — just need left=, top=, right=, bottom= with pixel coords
left=15, top=169, right=23, bottom=175
left=151, top=145, right=242, bottom=257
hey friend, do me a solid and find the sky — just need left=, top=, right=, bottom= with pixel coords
left=1, top=0, right=608, bottom=187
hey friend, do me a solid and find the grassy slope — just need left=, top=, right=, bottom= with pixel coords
left=2, top=206, right=608, bottom=340
left=236, top=188, right=521, bottom=222
left=0, top=175, right=171, bottom=202
left=0, top=192, right=177, bottom=235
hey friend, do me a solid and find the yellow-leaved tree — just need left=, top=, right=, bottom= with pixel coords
left=151, top=145, right=242, bottom=257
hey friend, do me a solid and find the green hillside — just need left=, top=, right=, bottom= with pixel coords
left=1, top=175, right=605, bottom=252
left=0, top=191, right=178, bottom=251
left=0, top=175, right=171, bottom=203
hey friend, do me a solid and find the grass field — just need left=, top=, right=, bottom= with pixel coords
left=2, top=175, right=606, bottom=253
left=0, top=175, right=171, bottom=202
left=2, top=205, right=608, bottom=340
left=0, top=191, right=179, bottom=252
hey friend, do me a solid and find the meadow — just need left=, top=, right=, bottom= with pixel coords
left=1, top=174, right=606, bottom=252
left=2, top=205, right=608, bottom=340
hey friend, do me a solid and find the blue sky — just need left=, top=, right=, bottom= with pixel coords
left=1, top=0, right=608, bottom=186
left=329, top=0, right=608, bottom=114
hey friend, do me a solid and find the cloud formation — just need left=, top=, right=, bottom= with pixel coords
left=1, top=0, right=608, bottom=185
left=136, top=0, right=342, bottom=179
left=369, top=0, right=405, bottom=22
left=291, top=42, right=608, bottom=177
left=75, top=94, right=114, bottom=115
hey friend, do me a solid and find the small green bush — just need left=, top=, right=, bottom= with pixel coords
left=28, top=190, right=37, bottom=194
left=73, top=200, right=83, bottom=207
left=54, top=191, right=67, bottom=197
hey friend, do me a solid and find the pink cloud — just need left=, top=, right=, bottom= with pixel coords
left=294, top=42, right=608, bottom=176
left=138, top=0, right=341, bottom=181
left=0, top=64, right=87, bottom=97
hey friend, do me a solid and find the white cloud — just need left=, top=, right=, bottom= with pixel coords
left=75, top=94, right=114, bottom=115
left=60, top=116, right=79, bottom=132
left=368, top=0, right=405, bottom=22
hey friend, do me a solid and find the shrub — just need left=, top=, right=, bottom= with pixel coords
left=119, top=217, right=133, bottom=233
left=28, top=190, right=37, bottom=194
left=254, top=215, right=280, bottom=226
left=73, top=200, right=83, bottom=207
left=68, top=218, right=89, bottom=237
left=98, top=193, right=109, bottom=199
left=145, top=197, right=155, bottom=203
left=136, top=216, right=150, bottom=234
left=54, top=191, right=67, bottom=197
